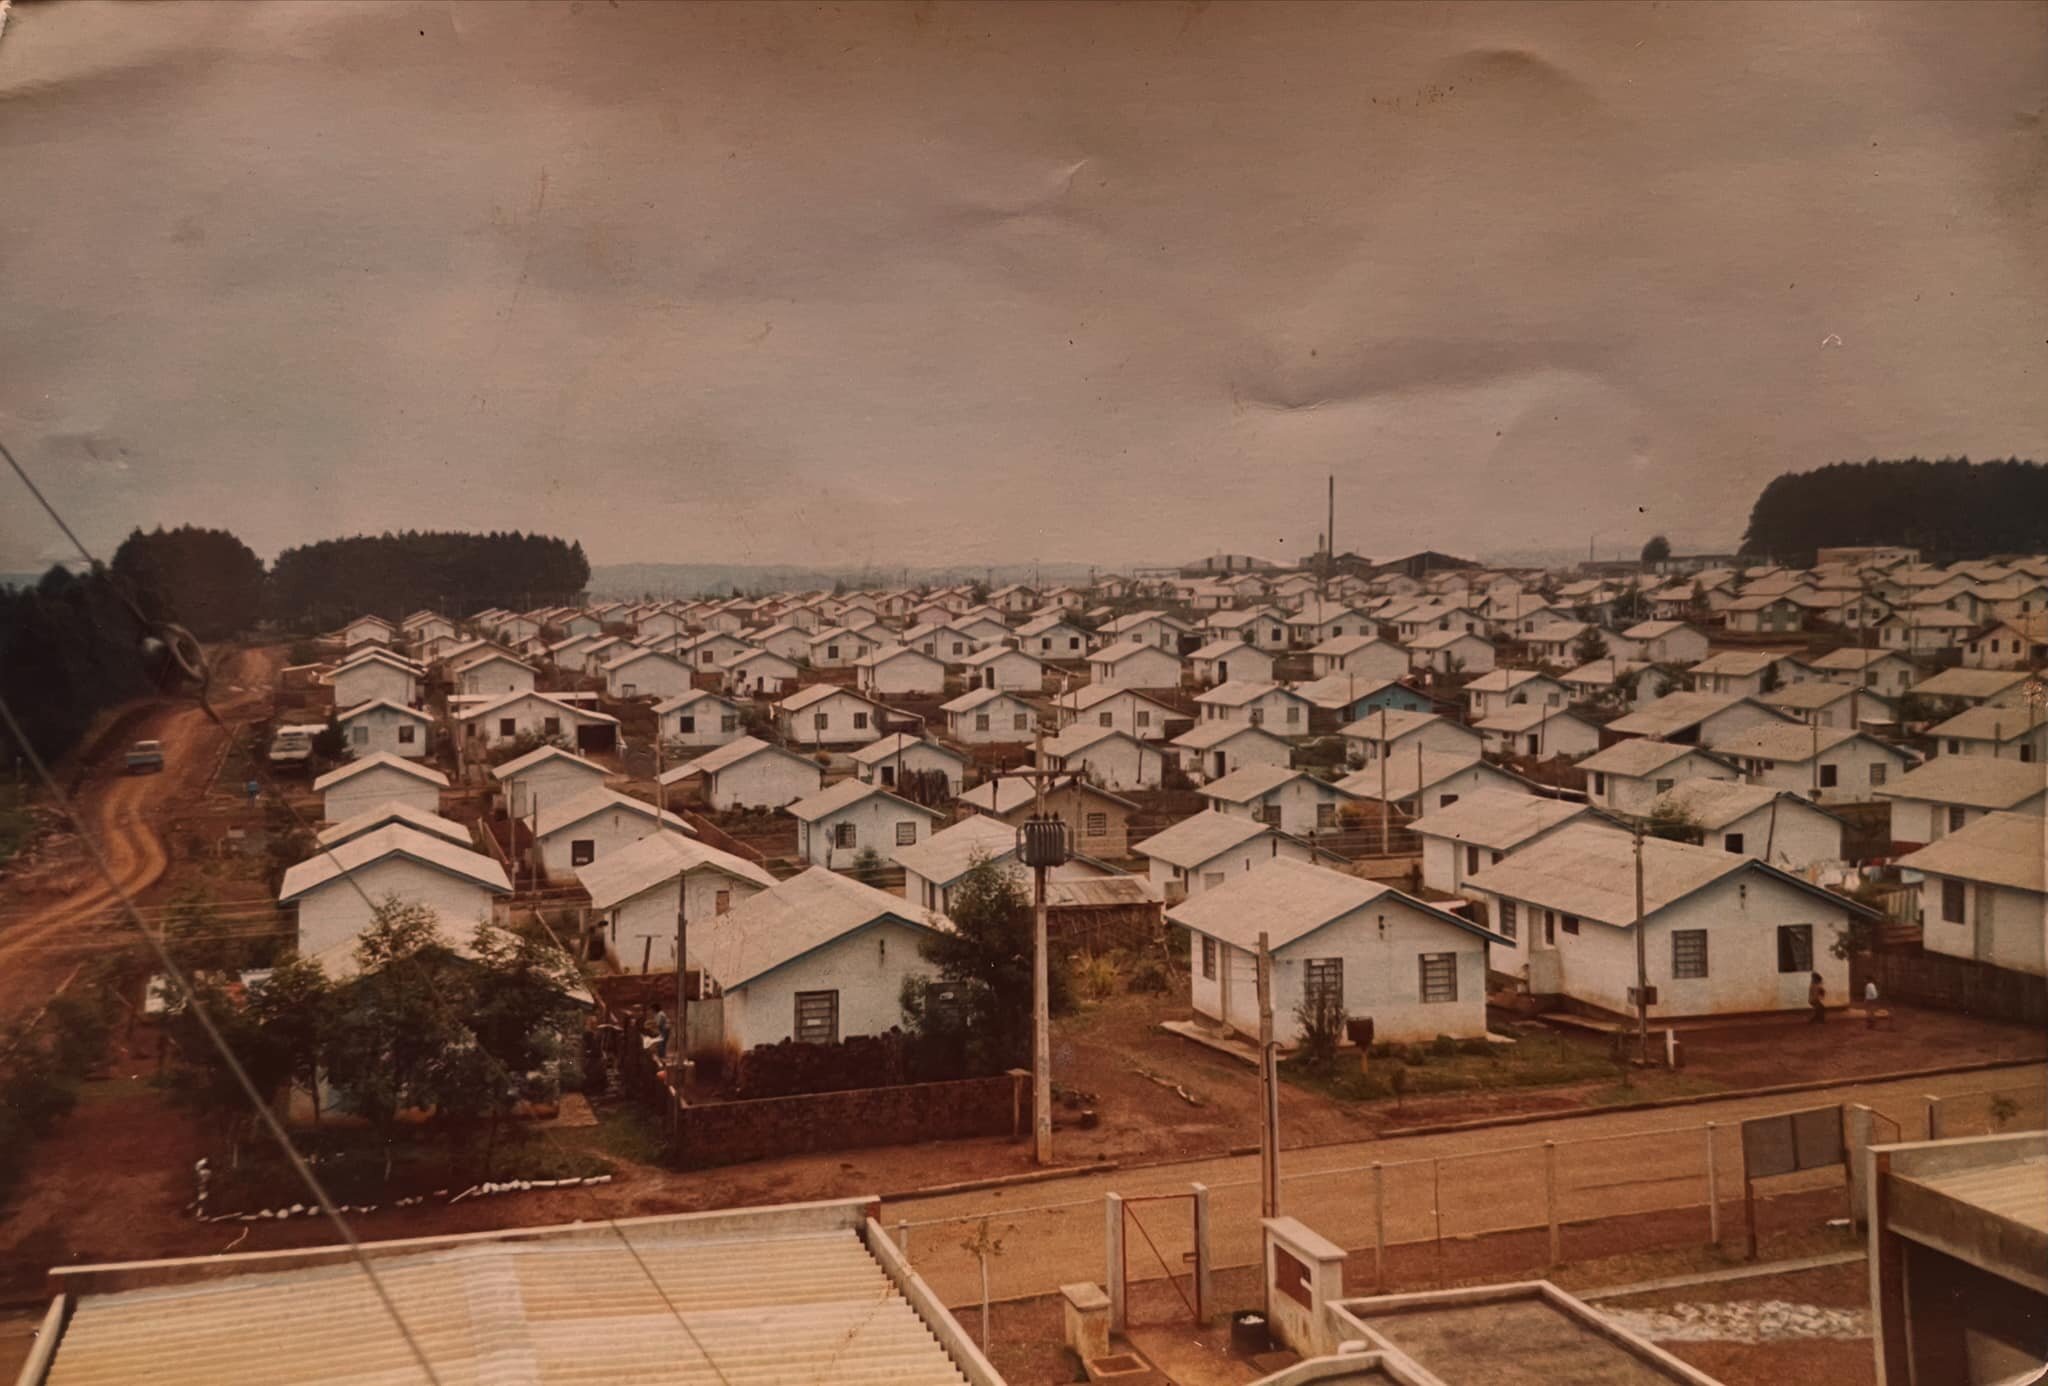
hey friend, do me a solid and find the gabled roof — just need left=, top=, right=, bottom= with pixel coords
left=1015, top=613, right=1084, bottom=637
left=1339, top=709, right=1473, bottom=744
left=941, top=685, right=1030, bottom=714
left=454, top=690, right=619, bottom=725
left=1758, top=680, right=1894, bottom=714
left=1577, top=738, right=1733, bottom=778
left=960, top=644, right=1041, bottom=669
left=1307, top=633, right=1389, bottom=657
left=1408, top=628, right=1490, bottom=651
left=1197, top=764, right=1354, bottom=805
left=490, top=744, right=609, bottom=782
left=535, top=786, right=696, bottom=838
left=1464, top=822, right=1875, bottom=928
left=1911, top=668, right=2030, bottom=701
left=1041, top=723, right=1148, bottom=759
left=314, top=801, right=473, bottom=851
left=779, top=682, right=881, bottom=712
left=1619, top=620, right=1699, bottom=640
left=1927, top=705, right=2048, bottom=743
left=661, top=735, right=817, bottom=784
left=853, top=642, right=943, bottom=670
left=1168, top=857, right=1505, bottom=950
left=1706, top=722, right=1903, bottom=765
left=1194, top=679, right=1309, bottom=709
left=1057, top=683, right=1177, bottom=714
left=1409, top=787, right=1594, bottom=848
left=602, top=645, right=691, bottom=672
left=278, top=823, right=509, bottom=903
left=1475, top=704, right=1597, bottom=735
left=1689, top=650, right=1792, bottom=677
left=334, top=698, right=433, bottom=725
left=1652, top=777, right=1839, bottom=832
left=1171, top=719, right=1294, bottom=751
left=1897, top=811, right=2046, bottom=894
left=1336, top=751, right=1509, bottom=802
left=331, top=647, right=424, bottom=675
left=892, top=815, right=1024, bottom=886
left=1188, top=637, right=1256, bottom=661
left=1291, top=673, right=1410, bottom=710
left=1877, top=757, right=2048, bottom=810
left=1089, top=638, right=1177, bottom=666
left=691, top=868, right=947, bottom=991
left=313, top=752, right=450, bottom=793
left=1133, top=809, right=1276, bottom=868
left=849, top=733, right=969, bottom=769
left=786, top=777, right=945, bottom=824
left=653, top=688, right=742, bottom=715
left=575, top=831, right=776, bottom=910
left=1607, top=691, right=1789, bottom=739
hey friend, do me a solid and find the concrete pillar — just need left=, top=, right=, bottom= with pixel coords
left=1845, top=1104, right=1875, bottom=1229
left=1191, top=1183, right=1213, bottom=1325
left=1060, top=1282, right=1111, bottom=1362
left=1104, top=1193, right=1125, bottom=1332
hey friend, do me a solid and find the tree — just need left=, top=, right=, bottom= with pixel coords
left=901, top=854, right=1070, bottom=1075
left=111, top=525, right=264, bottom=641
left=1610, top=582, right=1650, bottom=625
left=1571, top=628, right=1610, bottom=666
left=243, top=958, right=336, bottom=1126
left=1641, top=535, right=1672, bottom=565
left=1291, top=988, right=1347, bottom=1070
left=1645, top=800, right=1701, bottom=843
left=1741, top=457, right=2048, bottom=564
left=460, top=921, right=578, bottom=1174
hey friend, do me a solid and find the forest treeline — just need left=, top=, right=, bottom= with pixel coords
left=1, top=527, right=587, bottom=765
left=1741, top=457, right=2048, bottom=563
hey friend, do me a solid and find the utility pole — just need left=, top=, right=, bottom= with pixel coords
left=1633, top=819, right=1650, bottom=1065
left=1256, top=931, right=1280, bottom=1218
left=1378, top=704, right=1390, bottom=856
left=1005, top=728, right=1068, bottom=1167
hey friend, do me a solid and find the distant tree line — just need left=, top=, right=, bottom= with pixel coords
left=0, top=567, right=157, bottom=766
left=1741, top=457, right=2048, bottom=564
left=269, top=530, right=589, bottom=631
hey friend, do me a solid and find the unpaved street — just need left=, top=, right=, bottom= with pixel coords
left=0, top=645, right=279, bottom=1018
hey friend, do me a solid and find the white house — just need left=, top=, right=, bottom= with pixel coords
left=1926, top=705, right=2048, bottom=762
left=1037, top=725, right=1165, bottom=791
left=688, top=868, right=949, bottom=1052
left=807, top=626, right=886, bottom=668
left=721, top=648, right=801, bottom=699
left=787, top=779, right=948, bottom=868
left=1187, top=639, right=1276, bottom=687
left=314, top=753, right=449, bottom=823
left=1194, top=681, right=1315, bottom=735
left=1407, top=629, right=1496, bottom=675
left=1013, top=614, right=1092, bottom=660
left=776, top=684, right=891, bottom=748
left=1284, top=601, right=1368, bottom=647
left=1709, top=723, right=1916, bottom=804
left=1756, top=680, right=1898, bottom=731
left=1722, top=593, right=1806, bottom=635
left=1877, top=758, right=2048, bottom=847
left=1097, top=610, right=1193, bottom=651
left=1898, top=812, right=2045, bottom=977
left=673, top=632, right=758, bottom=673
left=942, top=686, right=1038, bottom=743
left=1909, top=667, right=2033, bottom=710
left=1307, top=634, right=1408, bottom=681
left=1462, top=669, right=1567, bottom=721
left=853, top=644, right=948, bottom=698
left=894, top=814, right=1121, bottom=914
left=339, top=615, right=396, bottom=650
left=1607, top=691, right=1794, bottom=748
left=1578, top=739, right=1740, bottom=817
left=456, top=691, right=620, bottom=753
left=1172, top=858, right=1502, bottom=1045
left=1197, top=765, right=1358, bottom=837
left=1475, top=705, right=1602, bottom=760
left=577, top=831, right=778, bottom=974
left=451, top=652, right=538, bottom=699
left=1520, top=622, right=1598, bottom=669
left=1204, top=606, right=1292, bottom=651
left=278, top=824, right=509, bottom=978
left=533, top=786, right=695, bottom=880
left=1962, top=617, right=2048, bottom=671
left=1133, top=810, right=1317, bottom=902
left=1804, top=647, right=1916, bottom=696
left=492, top=744, right=611, bottom=821
left=1651, top=778, right=1845, bottom=871
left=1336, top=751, right=1527, bottom=817
left=1409, top=789, right=1602, bottom=896
left=944, top=615, right=1013, bottom=651
left=1687, top=651, right=1804, bottom=698
left=1171, top=720, right=1296, bottom=785
left=745, top=622, right=813, bottom=663
left=959, top=644, right=1047, bottom=693
left=849, top=734, right=969, bottom=797
left=335, top=699, right=435, bottom=760
left=661, top=736, right=824, bottom=812
left=657, top=689, right=746, bottom=749
left=1340, top=710, right=1483, bottom=765
left=1464, top=822, right=1873, bottom=1018
left=1613, top=620, right=1710, bottom=665
left=1055, top=684, right=1179, bottom=741
left=329, top=651, right=423, bottom=709
left=603, top=647, right=694, bottom=701
left=1087, top=640, right=1184, bottom=689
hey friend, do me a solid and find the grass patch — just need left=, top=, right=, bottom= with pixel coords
left=206, top=1124, right=611, bottom=1214
left=574, top=1104, right=671, bottom=1167
left=1282, top=1030, right=1625, bottom=1104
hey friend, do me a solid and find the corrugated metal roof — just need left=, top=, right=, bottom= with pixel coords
left=1927, top=704, right=2048, bottom=742
left=535, top=788, right=696, bottom=839
left=664, top=736, right=813, bottom=784
left=1168, top=858, right=1499, bottom=951
left=1172, top=720, right=1289, bottom=751
left=1409, top=788, right=1592, bottom=848
left=786, top=778, right=941, bottom=824
left=1199, top=764, right=1349, bottom=805
left=574, top=831, right=777, bottom=911
left=1334, top=751, right=1494, bottom=802
left=1577, top=738, right=1722, bottom=777
left=1133, top=809, right=1272, bottom=868
left=42, top=1221, right=975, bottom=1385
left=1897, top=812, right=2046, bottom=893
left=316, top=802, right=472, bottom=851
left=278, top=824, right=510, bottom=904
left=692, top=868, right=946, bottom=991
left=1608, top=691, right=1775, bottom=739
left=892, top=816, right=1019, bottom=887
left=1877, top=757, right=2048, bottom=809
left=313, top=752, right=450, bottom=793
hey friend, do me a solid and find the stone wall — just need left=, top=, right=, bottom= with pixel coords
left=676, top=1071, right=1027, bottom=1168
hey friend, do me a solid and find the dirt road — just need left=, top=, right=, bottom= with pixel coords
left=885, top=1062, right=2046, bottom=1309
left=0, top=645, right=279, bottom=1018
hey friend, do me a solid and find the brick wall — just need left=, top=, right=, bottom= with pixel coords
left=675, top=1071, right=1027, bottom=1168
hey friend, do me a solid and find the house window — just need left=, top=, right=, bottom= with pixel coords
left=1465, top=844, right=1481, bottom=875
left=826, top=645, right=841, bottom=661
left=1136, top=710, right=1151, bottom=728
left=814, top=712, right=830, bottom=731
left=1285, top=706, right=1300, bottom=725
left=1249, top=709, right=1265, bottom=726
left=1418, top=953, right=1457, bottom=1004
left=976, top=714, right=991, bottom=732
left=350, top=726, right=368, bottom=747
left=1013, top=713, right=1030, bottom=732
left=1543, top=910, right=1556, bottom=945
left=1776, top=924, right=1813, bottom=974
left=1201, top=936, right=1216, bottom=980
left=499, top=718, right=518, bottom=738
left=1100, top=712, right=1114, bottom=727
left=397, top=724, right=416, bottom=745
left=852, top=712, right=869, bottom=731
left=543, top=716, right=562, bottom=737
left=678, top=714, right=697, bottom=734
left=834, top=822, right=858, bottom=849
left=1438, top=793, right=1459, bottom=809
left=721, top=714, right=738, bottom=732
left=1940, top=879, right=1966, bottom=923
left=1202, top=871, right=1225, bottom=889
left=1259, top=804, right=1282, bottom=827
left=1945, top=739, right=1961, bottom=755
left=1654, top=778, right=1674, bottom=795
left=570, top=839, right=595, bottom=866
left=1561, top=914, right=1580, bottom=935
left=1085, top=812, right=1108, bottom=837
left=1498, top=899, right=1517, bottom=941
left=1948, top=806, right=1968, bottom=833
left=895, top=820, right=918, bottom=846
left=1818, top=764, right=1838, bottom=789
left=1724, top=832, right=1745, bottom=854
left=1316, top=803, right=1337, bottom=829
left=621, top=684, right=636, bottom=699
left=794, top=990, right=840, bottom=1045
left=1592, top=772, right=1607, bottom=796
left=1304, top=958, right=1344, bottom=1008
left=1672, top=929, right=1709, bottom=978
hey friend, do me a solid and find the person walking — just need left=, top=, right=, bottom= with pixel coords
left=1808, top=972, right=1827, bottom=1023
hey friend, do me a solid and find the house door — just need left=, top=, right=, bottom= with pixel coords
left=1213, top=752, right=1227, bottom=780
left=880, top=765, right=896, bottom=787
left=1217, top=659, right=1228, bottom=682
left=1219, top=945, right=1233, bottom=1032
left=1974, top=886, right=1996, bottom=961
left=576, top=723, right=616, bottom=753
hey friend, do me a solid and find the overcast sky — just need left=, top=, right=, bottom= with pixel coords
left=1, top=1, right=2043, bottom=574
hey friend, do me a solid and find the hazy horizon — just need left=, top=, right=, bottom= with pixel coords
left=3, top=2, right=2043, bottom=573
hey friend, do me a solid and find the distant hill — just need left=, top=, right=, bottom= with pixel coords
left=1742, top=457, right=2047, bottom=564
left=590, top=561, right=1113, bottom=599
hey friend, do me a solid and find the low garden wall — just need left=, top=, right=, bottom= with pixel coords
left=675, top=1070, right=1028, bottom=1168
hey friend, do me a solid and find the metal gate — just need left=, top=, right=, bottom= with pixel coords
left=1114, top=1191, right=1207, bottom=1328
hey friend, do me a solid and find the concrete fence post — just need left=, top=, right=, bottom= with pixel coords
left=1705, top=1122, right=1721, bottom=1246
left=1191, top=1183, right=1212, bottom=1326
left=1544, top=1141, right=1560, bottom=1267
left=1845, top=1105, right=1874, bottom=1229
left=1105, top=1193, right=1126, bottom=1332
left=896, top=1219, right=910, bottom=1256
left=1923, top=1093, right=1940, bottom=1141
left=1371, top=1163, right=1386, bottom=1292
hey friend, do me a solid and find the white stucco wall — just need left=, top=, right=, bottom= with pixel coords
left=455, top=660, right=535, bottom=698
left=1090, top=647, right=1182, bottom=688
left=332, top=662, right=418, bottom=709
left=1716, top=801, right=1844, bottom=870
left=1916, top=875, right=2048, bottom=977
left=606, top=655, right=694, bottom=701
left=948, top=698, right=1037, bottom=743
left=704, top=754, right=823, bottom=811
left=341, top=705, right=430, bottom=760
left=1217, top=778, right=1353, bottom=837
left=605, top=870, right=768, bottom=973
left=724, top=919, right=937, bottom=1051
left=295, top=859, right=496, bottom=965
left=537, top=807, right=673, bottom=878
left=323, top=770, right=442, bottom=824
left=1887, top=792, right=2044, bottom=846
left=799, top=797, right=938, bottom=866
left=965, top=650, right=1044, bottom=692
left=858, top=655, right=946, bottom=697
left=1053, top=736, right=1164, bottom=791
left=501, top=762, right=608, bottom=822
left=1150, top=835, right=1316, bottom=898
left=1180, top=731, right=1292, bottom=785
left=1589, top=753, right=1736, bottom=816
left=781, top=692, right=886, bottom=747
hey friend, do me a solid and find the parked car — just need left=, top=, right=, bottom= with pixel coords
left=124, top=740, right=165, bottom=774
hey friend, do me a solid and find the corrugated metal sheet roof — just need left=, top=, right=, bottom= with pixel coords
left=43, top=1224, right=974, bottom=1385
left=691, top=867, right=946, bottom=990
left=313, top=752, right=450, bottom=793
left=1577, top=738, right=1726, bottom=778
left=277, top=825, right=510, bottom=904
left=1877, top=757, right=2048, bottom=809
left=1409, top=788, right=1592, bottom=848
left=1133, top=809, right=1271, bottom=868
left=574, top=831, right=777, bottom=911
left=1897, top=811, right=2046, bottom=893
